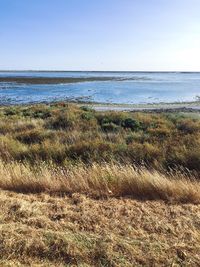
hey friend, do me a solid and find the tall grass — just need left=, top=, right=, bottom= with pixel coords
left=0, top=160, right=199, bottom=203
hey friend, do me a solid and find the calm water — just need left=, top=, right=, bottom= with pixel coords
left=0, top=71, right=200, bottom=105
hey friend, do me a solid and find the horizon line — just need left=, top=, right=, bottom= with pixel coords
left=0, top=70, right=200, bottom=73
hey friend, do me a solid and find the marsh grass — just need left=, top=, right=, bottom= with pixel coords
left=0, top=103, right=200, bottom=171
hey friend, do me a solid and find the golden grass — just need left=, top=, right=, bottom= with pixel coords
left=0, top=161, right=200, bottom=203
left=0, top=189, right=200, bottom=266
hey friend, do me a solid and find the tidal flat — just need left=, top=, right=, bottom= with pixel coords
left=1, top=71, right=200, bottom=105
left=0, top=76, right=116, bottom=84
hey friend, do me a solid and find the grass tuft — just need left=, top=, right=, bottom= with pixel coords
left=0, top=161, right=199, bottom=203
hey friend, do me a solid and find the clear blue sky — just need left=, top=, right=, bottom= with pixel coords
left=0, top=0, right=200, bottom=71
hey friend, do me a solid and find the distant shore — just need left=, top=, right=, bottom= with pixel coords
left=0, top=76, right=117, bottom=84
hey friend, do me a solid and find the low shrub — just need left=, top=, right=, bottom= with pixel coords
left=96, top=112, right=127, bottom=127
left=177, top=119, right=200, bottom=134
left=4, top=108, right=19, bottom=116
left=16, top=129, right=47, bottom=144
left=33, top=110, right=51, bottom=119
left=101, top=122, right=120, bottom=132
left=81, top=112, right=95, bottom=121
left=122, top=117, right=142, bottom=130
left=0, top=136, right=28, bottom=161
left=67, top=141, right=114, bottom=162
left=46, top=113, right=76, bottom=130
left=80, top=105, right=94, bottom=112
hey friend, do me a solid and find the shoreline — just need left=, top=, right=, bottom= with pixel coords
left=90, top=102, right=200, bottom=112
left=78, top=99, right=200, bottom=113
left=1, top=99, right=200, bottom=113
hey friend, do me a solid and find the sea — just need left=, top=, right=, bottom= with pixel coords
left=0, top=71, right=200, bottom=105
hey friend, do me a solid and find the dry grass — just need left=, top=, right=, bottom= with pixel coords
left=0, top=189, right=199, bottom=266
left=0, top=161, right=200, bottom=204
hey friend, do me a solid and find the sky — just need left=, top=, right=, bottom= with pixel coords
left=0, top=0, right=200, bottom=71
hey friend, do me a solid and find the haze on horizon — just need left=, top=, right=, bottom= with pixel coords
left=0, top=0, right=200, bottom=72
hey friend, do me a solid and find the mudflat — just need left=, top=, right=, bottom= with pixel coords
left=0, top=76, right=116, bottom=84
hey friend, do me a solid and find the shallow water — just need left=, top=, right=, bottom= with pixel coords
left=0, top=71, right=200, bottom=105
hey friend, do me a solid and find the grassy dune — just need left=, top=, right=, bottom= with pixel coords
left=0, top=103, right=200, bottom=265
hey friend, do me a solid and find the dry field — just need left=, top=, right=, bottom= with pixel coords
left=0, top=161, right=199, bottom=266
left=0, top=189, right=200, bottom=266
